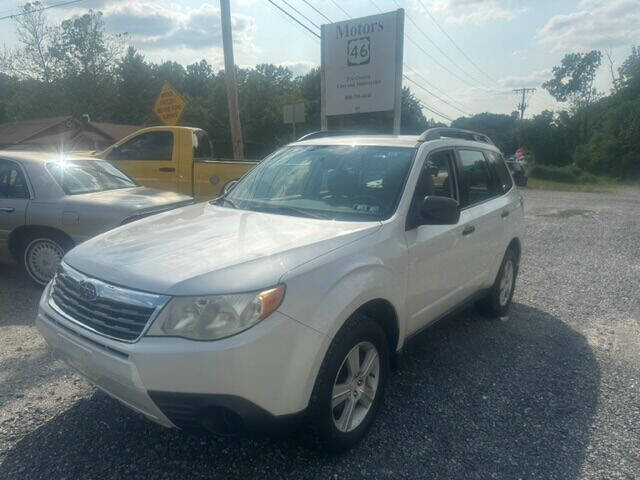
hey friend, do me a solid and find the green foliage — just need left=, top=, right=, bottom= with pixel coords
left=529, top=164, right=598, bottom=184
left=542, top=50, right=602, bottom=110
left=451, top=112, right=518, bottom=153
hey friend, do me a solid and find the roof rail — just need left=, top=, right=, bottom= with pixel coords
left=297, top=130, right=377, bottom=141
left=418, top=127, right=494, bottom=145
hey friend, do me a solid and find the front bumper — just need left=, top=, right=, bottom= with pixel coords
left=36, top=284, right=329, bottom=431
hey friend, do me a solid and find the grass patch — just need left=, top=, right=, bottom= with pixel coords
left=526, top=177, right=619, bottom=193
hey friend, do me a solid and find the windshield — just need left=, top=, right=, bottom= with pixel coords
left=47, top=160, right=137, bottom=195
left=224, top=145, right=415, bottom=221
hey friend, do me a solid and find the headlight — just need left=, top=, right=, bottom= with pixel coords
left=147, top=285, right=285, bottom=340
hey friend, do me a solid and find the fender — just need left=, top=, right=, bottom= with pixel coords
left=278, top=232, right=408, bottom=409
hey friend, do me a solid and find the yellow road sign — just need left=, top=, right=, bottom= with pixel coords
left=153, top=82, right=187, bottom=126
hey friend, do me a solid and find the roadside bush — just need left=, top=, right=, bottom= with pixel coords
left=530, top=164, right=597, bottom=183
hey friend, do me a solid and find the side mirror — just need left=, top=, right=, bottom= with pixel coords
left=222, top=179, right=238, bottom=195
left=420, top=195, right=460, bottom=225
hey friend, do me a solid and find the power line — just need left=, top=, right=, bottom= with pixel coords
left=280, top=0, right=319, bottom=29
left=328, top=0, right=351, bottom=19
left=300, top=0, right=333, bottom=23
left=0, top=0, right=85, bottom=21
left=416, top=99, right=453, bottom=122
left=404, top=64, right=469, bottom=111
left=273, top=1, right=454, bottom=123
left=403, top=73, right=469, bottom=116
left=403, top=32, right=478, bottom=89
left=367, top=0, right=470, bottom=114
left=267, top=0, right=320, bottom=39
left=415, top=0, right=497, bottom=84
left=391, top=0, right=489, bottom=89
left=513, top=87, right=536, bottom=120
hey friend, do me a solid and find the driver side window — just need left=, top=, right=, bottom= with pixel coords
left=407, top=150, right=457, bottom=228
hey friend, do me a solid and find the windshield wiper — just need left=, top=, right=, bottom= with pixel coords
left=217, top=197, right=238, bottom=209
left=263, top=205, right=327, bottom=219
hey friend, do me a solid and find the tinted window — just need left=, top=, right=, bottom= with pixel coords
left=225, top=145, right=415, bottom=221
left=408, top=149, right=456, bottom=228
left=47, top=160, right=136, bottom=195
left=109, top=132, right=173, bottom=161
left=485, top=151, right=512, bottom=192
left=458, top=149, right=494, bottom=207
left=193, top=130, right=213, bottom=160
left=0, top=161, right=29, bottom=199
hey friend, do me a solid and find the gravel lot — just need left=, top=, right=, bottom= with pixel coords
left=1, top=188, right=639, bottom=480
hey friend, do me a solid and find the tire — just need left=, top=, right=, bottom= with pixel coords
left=477, top=247, right=519, bottom=317
left=20, top=232, right=72, bottom=286
left=306, top=314, right=389, bottom=452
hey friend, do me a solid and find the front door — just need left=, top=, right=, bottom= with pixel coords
left=107, top=130, right=180, bottom=193
left=0, top=160, right=29, bottom=258
left=405, top=149, right=464, bottom=334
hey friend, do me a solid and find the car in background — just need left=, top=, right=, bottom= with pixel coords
left=506, top=156, right=528, bottom=187
left=0, top=151, right=193, bottom=285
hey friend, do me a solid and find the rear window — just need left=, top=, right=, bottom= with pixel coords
left=47, top=160, right=136, bottom=195
left=193, top=130, right=213, bottom=160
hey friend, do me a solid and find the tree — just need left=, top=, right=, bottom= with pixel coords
left=113, top=47, right=155, bottom=124
left=49, top=10, right=122, bottom=79
left=0, top=2, right=54, bottom=82
left=543, top=50, right=602, bottom=141
left=543, top=51, right=602, bottom=110
left=617, top=45, right=640, bottom=95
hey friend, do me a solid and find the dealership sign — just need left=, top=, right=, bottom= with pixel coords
left=321, top=10, right=404, bottom=131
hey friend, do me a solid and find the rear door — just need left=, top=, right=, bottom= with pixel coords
left=455, top=149, right=505, bottom=292
left=0, top=160, right=30, bottom=257
left=107, top=130, right=180, bottom=192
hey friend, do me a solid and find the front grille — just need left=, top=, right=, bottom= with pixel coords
left=50, top=264, right=165, bottom=342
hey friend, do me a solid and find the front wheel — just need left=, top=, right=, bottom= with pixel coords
left=23, top=235, right=68, bottom=286
left=306, top=314, right=389, bottom=452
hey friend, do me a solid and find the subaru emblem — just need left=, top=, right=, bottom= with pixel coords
left=78, top=281, right=98, bottom=302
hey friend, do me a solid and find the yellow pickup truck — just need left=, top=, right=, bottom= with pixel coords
left=97, top=126, right=257, bottom=200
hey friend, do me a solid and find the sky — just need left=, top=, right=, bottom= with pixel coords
left=1, top=0, right=640, bottom=122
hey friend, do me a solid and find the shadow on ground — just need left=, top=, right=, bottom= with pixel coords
left=0, top=261, right=42, bottom=326
left=0, top=303, right=600, bottom=479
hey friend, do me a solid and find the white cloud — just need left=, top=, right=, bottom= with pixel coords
left=536, top=0, right=640, bottom=52
left=101, top=2, right=255, bottom=52
left=499, top=68, right=552, bottom=89
left=424, top=0, right=528, bottom=25
left=278, top=60, right=317, bottom=77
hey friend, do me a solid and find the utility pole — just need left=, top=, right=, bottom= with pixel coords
left=220, top=0, right=244, bottom=160
left=513, top=87, right=536, bottom=120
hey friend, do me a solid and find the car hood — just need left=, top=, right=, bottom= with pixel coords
left=65, top=187, right=193, bottom=214
left=64, top=202, right=380, bottom=296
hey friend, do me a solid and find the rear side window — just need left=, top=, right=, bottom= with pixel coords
left=108, top=131, right=174, bottom=161
left=484, top=151, right=512, bottom=193
left=0, top=160, right=29, bottom=199
left=458, top=149, right=495, bottom=207
left=193, top=130, right=213, bottom=160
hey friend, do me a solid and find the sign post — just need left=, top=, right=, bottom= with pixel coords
left=153, top=81, right=187, bottom=126
left=321, top=10, right=404, bottom=133
left=283, top=102, right=305, bottom=139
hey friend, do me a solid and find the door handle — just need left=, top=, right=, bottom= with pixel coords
left=501, top=210, right=510, bottom=218
left=0, top=207, right=15, bottom=213
left=462, top=225, right=475, bottom=236
left=158, top=167, right=175, bottom=172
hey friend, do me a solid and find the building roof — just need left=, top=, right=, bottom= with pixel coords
left=0, top=116, right=142, bottom=150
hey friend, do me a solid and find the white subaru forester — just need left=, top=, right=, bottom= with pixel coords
left=36, top=128, right=524, bottom=451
